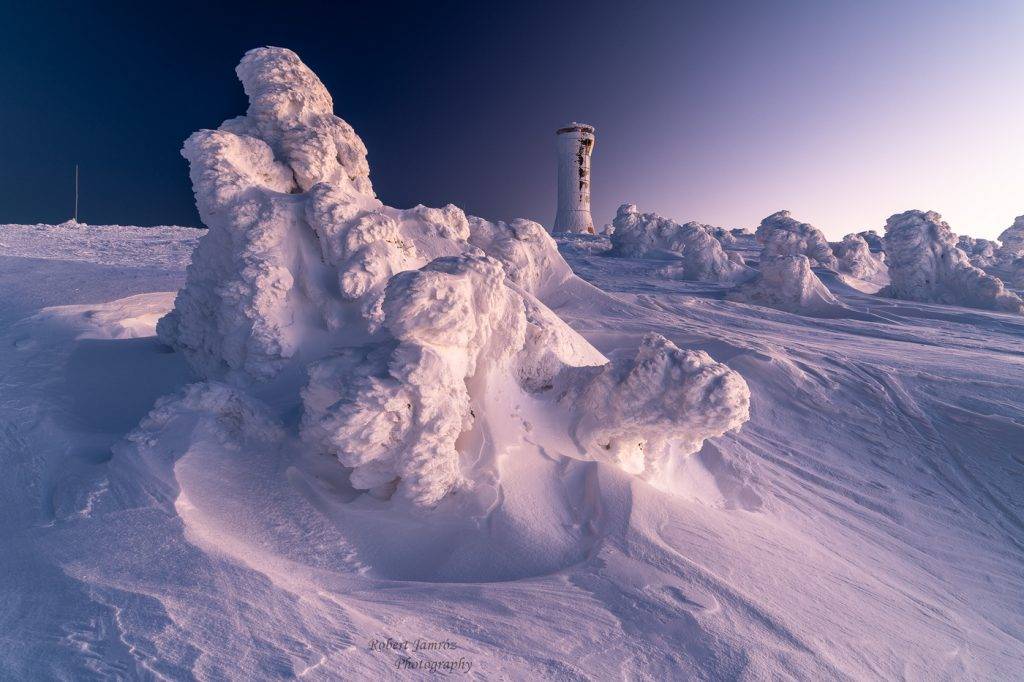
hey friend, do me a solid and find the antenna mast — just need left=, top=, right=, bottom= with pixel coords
left=74, top=164, right=79, bottom=223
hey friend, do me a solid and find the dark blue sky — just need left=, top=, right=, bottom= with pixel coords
left=2, top=1, right=1021, bottom=238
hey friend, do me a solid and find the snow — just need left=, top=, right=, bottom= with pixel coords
left=755, top=210, right=838, bottom=269
left=834, top=233, right=889, bottom=285
left=609, top=203, right=752, bottom=282
left=726, top=255, right=843, bottom=314
left=2, top=47, right=1024, bottom=682
left=881, top=210, right=1024, bottom=314
left=158, top=47, right=748, bottom=509
left=958, top=234, right=999, bottom=269
left=997, top=214, right=1024, bottom=259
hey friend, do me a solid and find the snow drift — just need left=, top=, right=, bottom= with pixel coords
left=726, top=255, right=841, bottom=314
left=881, top=210, right=1024, bottom=314
left=755, top=211, right=838, bottom=269
left=157, top=47, right=750, bottom=507
left=610, top=204, right=751, bottom=282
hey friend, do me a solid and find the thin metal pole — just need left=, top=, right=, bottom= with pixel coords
left=74, top=165, right=79, bottom=223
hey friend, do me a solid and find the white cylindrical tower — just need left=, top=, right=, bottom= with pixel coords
left=554, top=122, right=595, bottom=234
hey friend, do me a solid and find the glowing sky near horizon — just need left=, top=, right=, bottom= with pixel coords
left=0, top=1, right=1021, bottom=240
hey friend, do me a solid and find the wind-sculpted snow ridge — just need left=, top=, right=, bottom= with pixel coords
left=726, top=255, right=842, bottom=314
left=755, top=211, right=838, bottom=269
left=997, top=215, right=1024, bottom=260
left=610, top=204, right=752, bottom=282
left=881, top=210, right=1024, bottom=314
left=157, top=46, right=750, bottom=507
left=834, top=234, right=888, bottom=283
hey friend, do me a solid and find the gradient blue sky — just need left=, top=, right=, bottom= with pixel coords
left=1, top=1, right=1020, bottom=239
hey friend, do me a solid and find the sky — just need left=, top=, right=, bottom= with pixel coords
left=0, top=1, right=1021, bottom=240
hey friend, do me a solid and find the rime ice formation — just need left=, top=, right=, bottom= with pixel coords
left=561, top=333, right=750, bottom=478
left=997, top=215, right=1024, bottom=260
left=881, top=210, right=1024, bottom=314
left=834, top=234, right=888, bottom=282
left=857, top=230, right=885, bottom=253
left=157, top=47, right=750, bottom=507
left=610, top=204, right=751, bottom=282
left=958, top=236, right=998, bottom=269
left=755, top=211, right=838, bottom=269
left=553, top=123, right=595, bottom=233
left=1010, top=258, right=1024, bottom=288
left=727, top=255, right=841, bottom=314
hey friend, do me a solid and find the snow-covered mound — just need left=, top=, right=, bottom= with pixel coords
left=997, top=215, right=1024, bottom=259
left=157, top=47, right=749, bottom=507
left=881, top=210, right=1024, bottom=314
left=834, top=233, right=888, bottom=284
left=856, top=229, right=884, bottom=252
left=726, top=255, right=841, bottom=314
left=958, top=235, right=998, bottom=269
left=755, top=210, right=838, bottom=269
left=609, top=204, right=751, bottom=282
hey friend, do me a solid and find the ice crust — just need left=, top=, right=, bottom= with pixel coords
left=157, top=47, right=750, bottom=506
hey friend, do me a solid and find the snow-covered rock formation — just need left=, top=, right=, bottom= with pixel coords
left=726, top=255, right=841, bottom=314
left=881, top=210, right=1024, bottom=314
left=610, top=204, right=751, bottom=282
left=755, top=211, right=838, bottom=269
left=834, top=234, right=888, bottom=283
left=157, top=47, right=750, bottom=507
left=997, top=215, right=1024, bottom=260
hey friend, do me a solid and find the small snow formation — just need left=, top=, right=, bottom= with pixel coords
left=610, top=204, right=751, bottom=282
left=958, top=235, right=998, bottom=269
left=834, top=234, right=888, bottom=282
left=755, top=211, right=838, bottom=269
left=158, top=47, right=750, bottom=507
left=727, top=255, right=841, bottom=314
left=561, top=333, right=750, bottom=478
left=881, top=210, right=1024, bottom=314
left=997, top=215, right=1024, bottom=259
left=856, top=230, right=884, bottom=253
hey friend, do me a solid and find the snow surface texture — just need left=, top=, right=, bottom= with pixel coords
left=726, top=255, right=842, bottom=314
left=157, top=47, right=749, bottom=507
left=5, top=220, right=1024, bottom=679
left=755, top=210, right=838, bottom=269
left=834, top=233, right=888, bottom=284
left=0, top=221, right=202, bottom=268
left=881, top=210, right=1024, bottom=314
left=609, top=203, right=751, bottom=282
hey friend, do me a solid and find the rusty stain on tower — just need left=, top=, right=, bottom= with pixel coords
left=554, top=122, right=595, bottom=234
